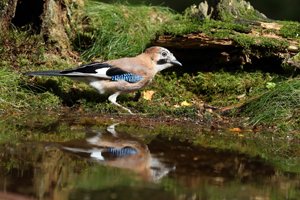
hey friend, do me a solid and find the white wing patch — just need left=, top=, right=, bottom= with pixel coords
left=62, top=147, right=105, bottom=161
left=90, top=151, right=104, bottom=160
left=61, top=67, right=111, bottom=79
left=95, top=67, right=110, bottom=75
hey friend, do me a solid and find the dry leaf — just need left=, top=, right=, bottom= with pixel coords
left=142, top=90, right=155, bottom=101
left=180, top=101, right=192, bottom=107
left=229, top=127, right=242, bottom=132
left=237, top=94, right=246, bottom=100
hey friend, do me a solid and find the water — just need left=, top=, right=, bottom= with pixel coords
left=0, top=116, right=299, bottom=200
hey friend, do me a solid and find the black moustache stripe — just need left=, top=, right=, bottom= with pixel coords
left=157, top=59, right=168, bottom=65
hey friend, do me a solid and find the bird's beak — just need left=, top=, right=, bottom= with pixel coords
left=170, top=60, right=182, bottom=67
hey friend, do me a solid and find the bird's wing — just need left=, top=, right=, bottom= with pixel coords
left=61, top=62, right=143, bottom=83
left=60, top=62, right=112, bottom=78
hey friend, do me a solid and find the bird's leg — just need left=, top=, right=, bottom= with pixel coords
left=106, top=123, right=119, bottom=137
left=108, top=92, right=134, bottom=115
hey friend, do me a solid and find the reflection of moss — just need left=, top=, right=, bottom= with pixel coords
left=193, top=129, right=300, bottom=173
left=0, top=113, right=85, bottom=145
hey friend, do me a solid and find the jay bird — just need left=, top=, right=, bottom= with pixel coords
left=26, top=46, right=182, bottom=114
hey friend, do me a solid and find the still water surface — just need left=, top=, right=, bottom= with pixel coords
left=0, top=118, right=299, bottom=200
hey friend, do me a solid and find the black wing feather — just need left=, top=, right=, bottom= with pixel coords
left=106, top=67, right=130, bottom=76
left=60, top=62, right=113, bottom=74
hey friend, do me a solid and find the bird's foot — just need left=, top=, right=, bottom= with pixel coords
left=120, top=106, right=135, bottom=115
left=108, top=92, right=135, bottom=115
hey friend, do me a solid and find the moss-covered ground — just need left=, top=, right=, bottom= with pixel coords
left=0, top=1, right=299, bottom=134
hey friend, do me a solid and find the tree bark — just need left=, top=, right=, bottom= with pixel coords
left=0, top=0, right=84, bottom=52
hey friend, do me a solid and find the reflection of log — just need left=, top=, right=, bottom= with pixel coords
left=149, top=138, right=276, bottom=184
left=0, top=0, right=84, bottom=51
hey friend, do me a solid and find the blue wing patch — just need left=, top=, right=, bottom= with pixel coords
left=105, top=147, right=138, bottom=157
left=111, top=73, right=143, bottom=83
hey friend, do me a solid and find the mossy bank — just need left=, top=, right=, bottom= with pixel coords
left=0, top=0, right=299, bottom=133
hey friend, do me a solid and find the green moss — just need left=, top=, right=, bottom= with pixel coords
left=293, top=53, right=300, bottom=62
left=163, top=18, right=199, bottom=36
left=257, top=36, right=289, bottom=50
left=279, top=21, right=300, bottom=39
left=0, top=29, right=45, bottom=62
left=0, top=29, right=78, bottom=113
left=140, top=73, right=197, bottom=116
left=163, top=17, right=252, bottom=39
left=286, top=52, right=300, bottom=73
left=180, top=71, right=276, bottom=106
left=201, top=19, right=251, bottom=35
left=231, top=33, right=289, bottom=50
left=0, top=67, right=31, bottom=111
left=0, top=67, right=63, bottom=113
left=231, top=33, right=256, bottom=49
left=76, top=1, right=176, bottom=60
left=241, top=79, right=300, bottom=131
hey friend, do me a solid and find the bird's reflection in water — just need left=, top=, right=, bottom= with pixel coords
left=58, top=124, right=173, bottom=182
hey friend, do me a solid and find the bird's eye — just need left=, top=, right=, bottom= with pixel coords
left=161, top=51, right=168, bottom=57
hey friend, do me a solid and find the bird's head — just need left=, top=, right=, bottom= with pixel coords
left=145, top=46, right=182, bottom=72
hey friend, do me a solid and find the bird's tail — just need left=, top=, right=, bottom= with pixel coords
left=25, top=70, right=63, bottom=76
